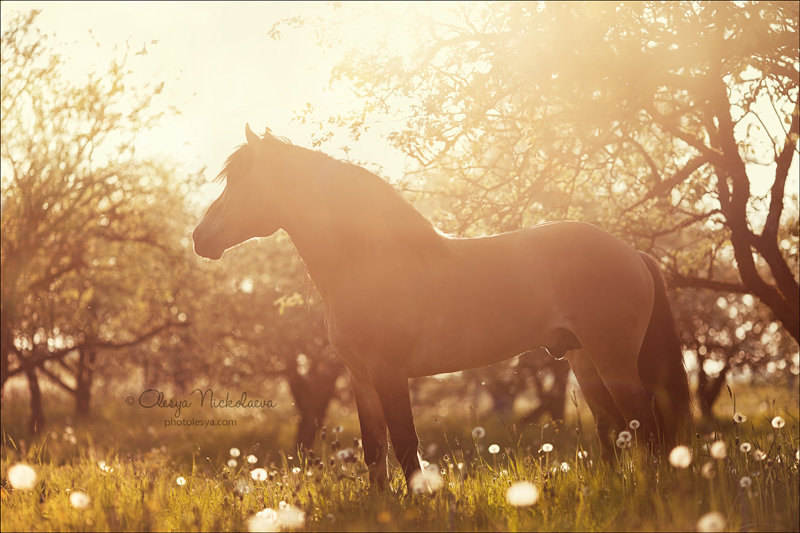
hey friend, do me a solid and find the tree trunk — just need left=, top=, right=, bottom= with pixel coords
left=75, top=348, right=96, bottom=417
left=25, top=365, right=45, bottom=434
left=696, top=356, right=730, bottom=422
left=287, top=361, right=341, bottom=451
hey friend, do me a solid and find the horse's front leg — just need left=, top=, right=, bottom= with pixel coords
left=350, top=370, right=390, bottom=490
left=371, top=372, right=423, bottom=489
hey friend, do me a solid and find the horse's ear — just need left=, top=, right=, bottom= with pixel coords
left=245, top=123, right=260, bottom=146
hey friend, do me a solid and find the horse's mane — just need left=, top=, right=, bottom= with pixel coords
left=218, top=133, right=451, bottom=259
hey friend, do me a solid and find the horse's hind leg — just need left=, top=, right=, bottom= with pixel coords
left=350, top=371, right=390, bottom=489
left=567, top=351, right=625, bottom=461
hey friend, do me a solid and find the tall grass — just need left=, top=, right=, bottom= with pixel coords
left=1, top=383, right=798, bottom=532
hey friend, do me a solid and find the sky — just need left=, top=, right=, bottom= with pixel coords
left=1, top=1, right=428, bottom=205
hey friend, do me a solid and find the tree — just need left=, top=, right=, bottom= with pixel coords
left=1, top=11, right=194, bottom=430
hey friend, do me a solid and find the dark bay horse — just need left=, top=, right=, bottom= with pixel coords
left=193, top=125, right=691, bottom=489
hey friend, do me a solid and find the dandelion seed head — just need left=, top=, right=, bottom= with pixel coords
left=230, top=447, right=241, bottom=458
left=618, top=430, right=632, bottom=443
left=739, top=475, right=752, bottom=488
left=701, top=461, right=716, bottom=479
left=753, top=449, right=767, bottom=461
left=733, top=412, right=747, bottom=424
left=771, top=416, right=785, bottom=429
left=488, top=444, right=500, bottom=454
left=69, top=490, right=90, bottom=509
left=251, top=468, right=268, bottom=481
left=247, top=454, right=258, bottom=464
left=560, top=462, right=570, bottom=472
left=696, top=511, right=726, bottom=532
left=291, top=466, right=301, bottom=474
left=506, top=481, right=539, bottom=507
left=409, top=468, right=443, bottom=494
left=739, top=442, right=752, bottom=453
left=277, top=505, right=306, bottom=530
left=577, top=450, right=589, bottom=459
left=227, top=459, right=238, bottom=468
left=616, top=437, right=631, bottom=449
left=248, top=508, right=279, bottom=532
left=176, top=476, right=187, bottom=486
left=541, top=443, right=553, bottom=453
left=629, top=419, right=640, bottom=430
left=709, top=441, right=727, bottom=460
left=472, top=426, right=486, bottom=439
left=7, top=463, right=37, bottom=490
left=668, top=445, right=692, bottom=469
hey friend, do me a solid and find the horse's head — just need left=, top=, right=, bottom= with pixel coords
left=192, top=124, right=286, bottom=260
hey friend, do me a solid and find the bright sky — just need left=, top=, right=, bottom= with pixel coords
left=0, top=1, right=427, bottom=205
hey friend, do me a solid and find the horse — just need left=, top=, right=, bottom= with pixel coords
left=192, top=124, right=691, bottom=490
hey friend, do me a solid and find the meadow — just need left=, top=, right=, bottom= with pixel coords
left=1, top=380, right=798, bottom=532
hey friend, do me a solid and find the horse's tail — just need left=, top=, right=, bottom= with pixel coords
left=637, top=252, right=692, bottom=446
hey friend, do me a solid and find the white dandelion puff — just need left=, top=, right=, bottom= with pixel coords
left=559, top=462, right=570, bottom=472
left=732, top=412, right=747, bottom=424
left=618, top=430, right=632, bottom=443
left=771, top=416, right=785, bottom=429
left=229, top=447, right=241, bottom=458
left=709, top=441, right=727, bottom=460
left=409, top=468, right=444, bottom=494
left=752, top=449, right=767, bottom=461
left=739, top=476, right=752, bottom=488
left=8, top=463, right=37, bottom=490
left=488, top=444, right=500, bottom=454
left=701, top=462, right=716, bottom=479
left=291, top=466, right=301, bottom=474
left=668, top=445, right=692, bottom=469
left=472, top=426, right=486, bottom=439
left=176, top=476, right=187, bottom=486
left=250, top=468, right=268, bottom=481
left=247, top=454, right=258, bottom=464
left=227, top=459, right=238, bottom=468
left=616, top=437, right=631, bottom=449
left=541, top=443, right=553, bottom=453
left=277, top=505, right=306, bottom=530
left=739, top=442, right=752, bottom=453
left=506, top=481, right=540, bottom=507
left=629, top=419, right=640, bottom=430
left=696, top=511, right=726, bottom=532
left=69, top=491, right=91, bottom=509
left=248, top=508, right=279, bottom=532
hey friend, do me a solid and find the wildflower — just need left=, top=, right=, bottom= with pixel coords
left=618, top=430, right=632, bottom=443
left=247, top=454, right=258, bottom=464
left=696, top=511, right=726, bottom=532
left=488, top=444, right=500, bottom=454
left=457, top=462, right=464, bottom=470
left=176, top=476, right=187, bottom=486
left=577, top=450, right=589, bottom=460
left=739, top=442, right=752, bottom=453
left=709, top=441, right=727, bottom=460
left=277, top=504, right=306, bottom=529
left=739, top=476, right=752, bottom=488
left=668, top=445, right=692, bottom=469
left=227, top=459, right=238, bottom=468
left=472, top=426, right=486, bottom=439
left=248, top=508, right=279, bottom=532
left=616, top=437, right=631, bottom=449
left=732, top=412, right=747, bottom=424
left=701, top=462, right=716, bottom=479
left=752, top=449, right=767, bottom=461
left=69, top=491, right=91, bottom=509
left=560, top=462, right=570, bottom=472
left=771, top=416, right=785, bottom=429
left=7, top=463, right=37, bottom=490
left=291, top=466, right=301, bottom=474
left=336, top=448, right=356, bottom=463
left=541, top=443, right=553, bottom=453
left=251, top=468, right=268, bottom=481
left=629, top=419, right=640, bottom=430
left=506, top=480, right=540, bottom=507
left=97, top=460, right=113, bottom=473
left=409, top=467, right=444, bottom=494
left=230, top=447, right=241, bottom=458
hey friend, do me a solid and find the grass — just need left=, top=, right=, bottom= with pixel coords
left=1, top=382, right=798, bottom=532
